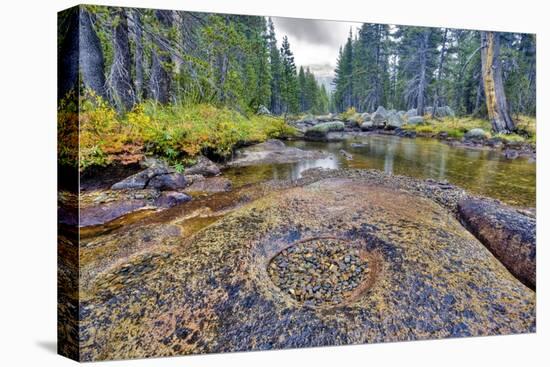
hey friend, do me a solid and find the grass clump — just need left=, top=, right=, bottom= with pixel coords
left=403, top=114, right=536, bottom=145
left=79, top=93, right=296, bottom=170
left=338, top=107, right=358, bottom=121
left=404, top=116, right=491, bottom=139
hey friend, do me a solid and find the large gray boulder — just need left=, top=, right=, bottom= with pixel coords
left=405, top=108, right=418, bottom=119
left=361, top=112, right=371, bottom=122
left=147, top=173, right=188, bottom=191
left=304, top=121, right=345, bottom=141
left=111, top=166, right=188, bottom=191
left=360, top=121, right=374, bottom=131
left=371, top=106, right=388, bottom=127
left=185, top=156, right=221, bottom=177
left=316, top=113, right=335, bottom=122
left=296, top=114, right=316, bottom=125
left=111, top=166, right=171, bottom=190
left=386, top=112, right=404, bottom=129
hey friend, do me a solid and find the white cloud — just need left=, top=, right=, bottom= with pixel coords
left=271, top=16, right=360, bottom=83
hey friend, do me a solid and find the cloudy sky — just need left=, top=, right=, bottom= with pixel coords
left=271, top=17, right=361, bottom=91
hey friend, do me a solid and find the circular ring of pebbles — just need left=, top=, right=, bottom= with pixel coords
left=267, top=237, right=371, bottom=307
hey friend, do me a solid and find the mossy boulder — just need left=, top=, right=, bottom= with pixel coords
left=305, top=121, right=346, bottom=141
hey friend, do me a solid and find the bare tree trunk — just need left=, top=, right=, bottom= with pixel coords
left=79, top=7, right=106, bottom=99
left=149, top=10, right=173, bottom=104
left=416, top=30, right=430, bottom=116
left=58, top=7, right=79, bottom=99
left=130, top=9, right=144, bottom=102
left=108, top=8, right=134, bottom=112
left=480, top=31, right=515, bottom=133
left=473, top=70, right=483, bottom=115
left=431, top=28, right=448, bottom=118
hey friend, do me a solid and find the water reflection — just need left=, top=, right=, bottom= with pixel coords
left=292, top=157, right=339, bottom=179
left=224, top=135, right=535, bottom=207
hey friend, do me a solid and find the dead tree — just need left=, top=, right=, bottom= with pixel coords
left=107, top=8, right=135, bottom=112
left=480, top=31, right=515, bottom=133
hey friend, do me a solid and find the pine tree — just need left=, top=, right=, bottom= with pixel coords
left=267, top=18, right=283, bottom=114
left=280, top=36, right=299, bottom=113
left=333, top=30, right=354, bottom=112
left=298, top=66, right=307, bottom=111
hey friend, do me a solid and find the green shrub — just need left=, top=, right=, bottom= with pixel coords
left=79, top=95, right=296, bottom=169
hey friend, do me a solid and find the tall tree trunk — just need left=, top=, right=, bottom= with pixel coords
left=416, top=30, right=430, bottom=116
left=431, top=28, right=448, bottom=118
left=480, top=31, right=515, bottom=133
left=108, top=8, right=134, bottom=112
left=58, top=7, right=79, bottom=99
left=130, top=9, right=144, bottom=102
left=374, top=25, right=382, bottom=108
left=79, top=7, right=106, bottom=99
left=473, top=69, right=484, bottom=115
left=149, top=10, right=173, bottom=104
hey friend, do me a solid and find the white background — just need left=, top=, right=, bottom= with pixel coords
left=0, top=0, right=547, bottom=365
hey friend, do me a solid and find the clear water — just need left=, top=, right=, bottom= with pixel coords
left=224, top=134, right=536, bottom=207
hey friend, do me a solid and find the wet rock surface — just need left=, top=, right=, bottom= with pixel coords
left=79, top=189, right=191, bottom=227
left=458, top=197, right=536, bottom=289
left=185, top=176, right=233, bottom=193
left=227, top=139, right=330, bottom=167
left=78, top=170, right=535, bottom=361
left=111, top=166, right=187, bottom=191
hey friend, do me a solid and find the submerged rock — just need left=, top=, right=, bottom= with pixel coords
left=458, top=197, right=536, bottom=289
left=339, top=149, right=353, bottom=160
left=227, top=139, right=330, bottom=167
left=80, top=171, right=535, bottom=361
left=504, top=149, right=520, bottom=160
